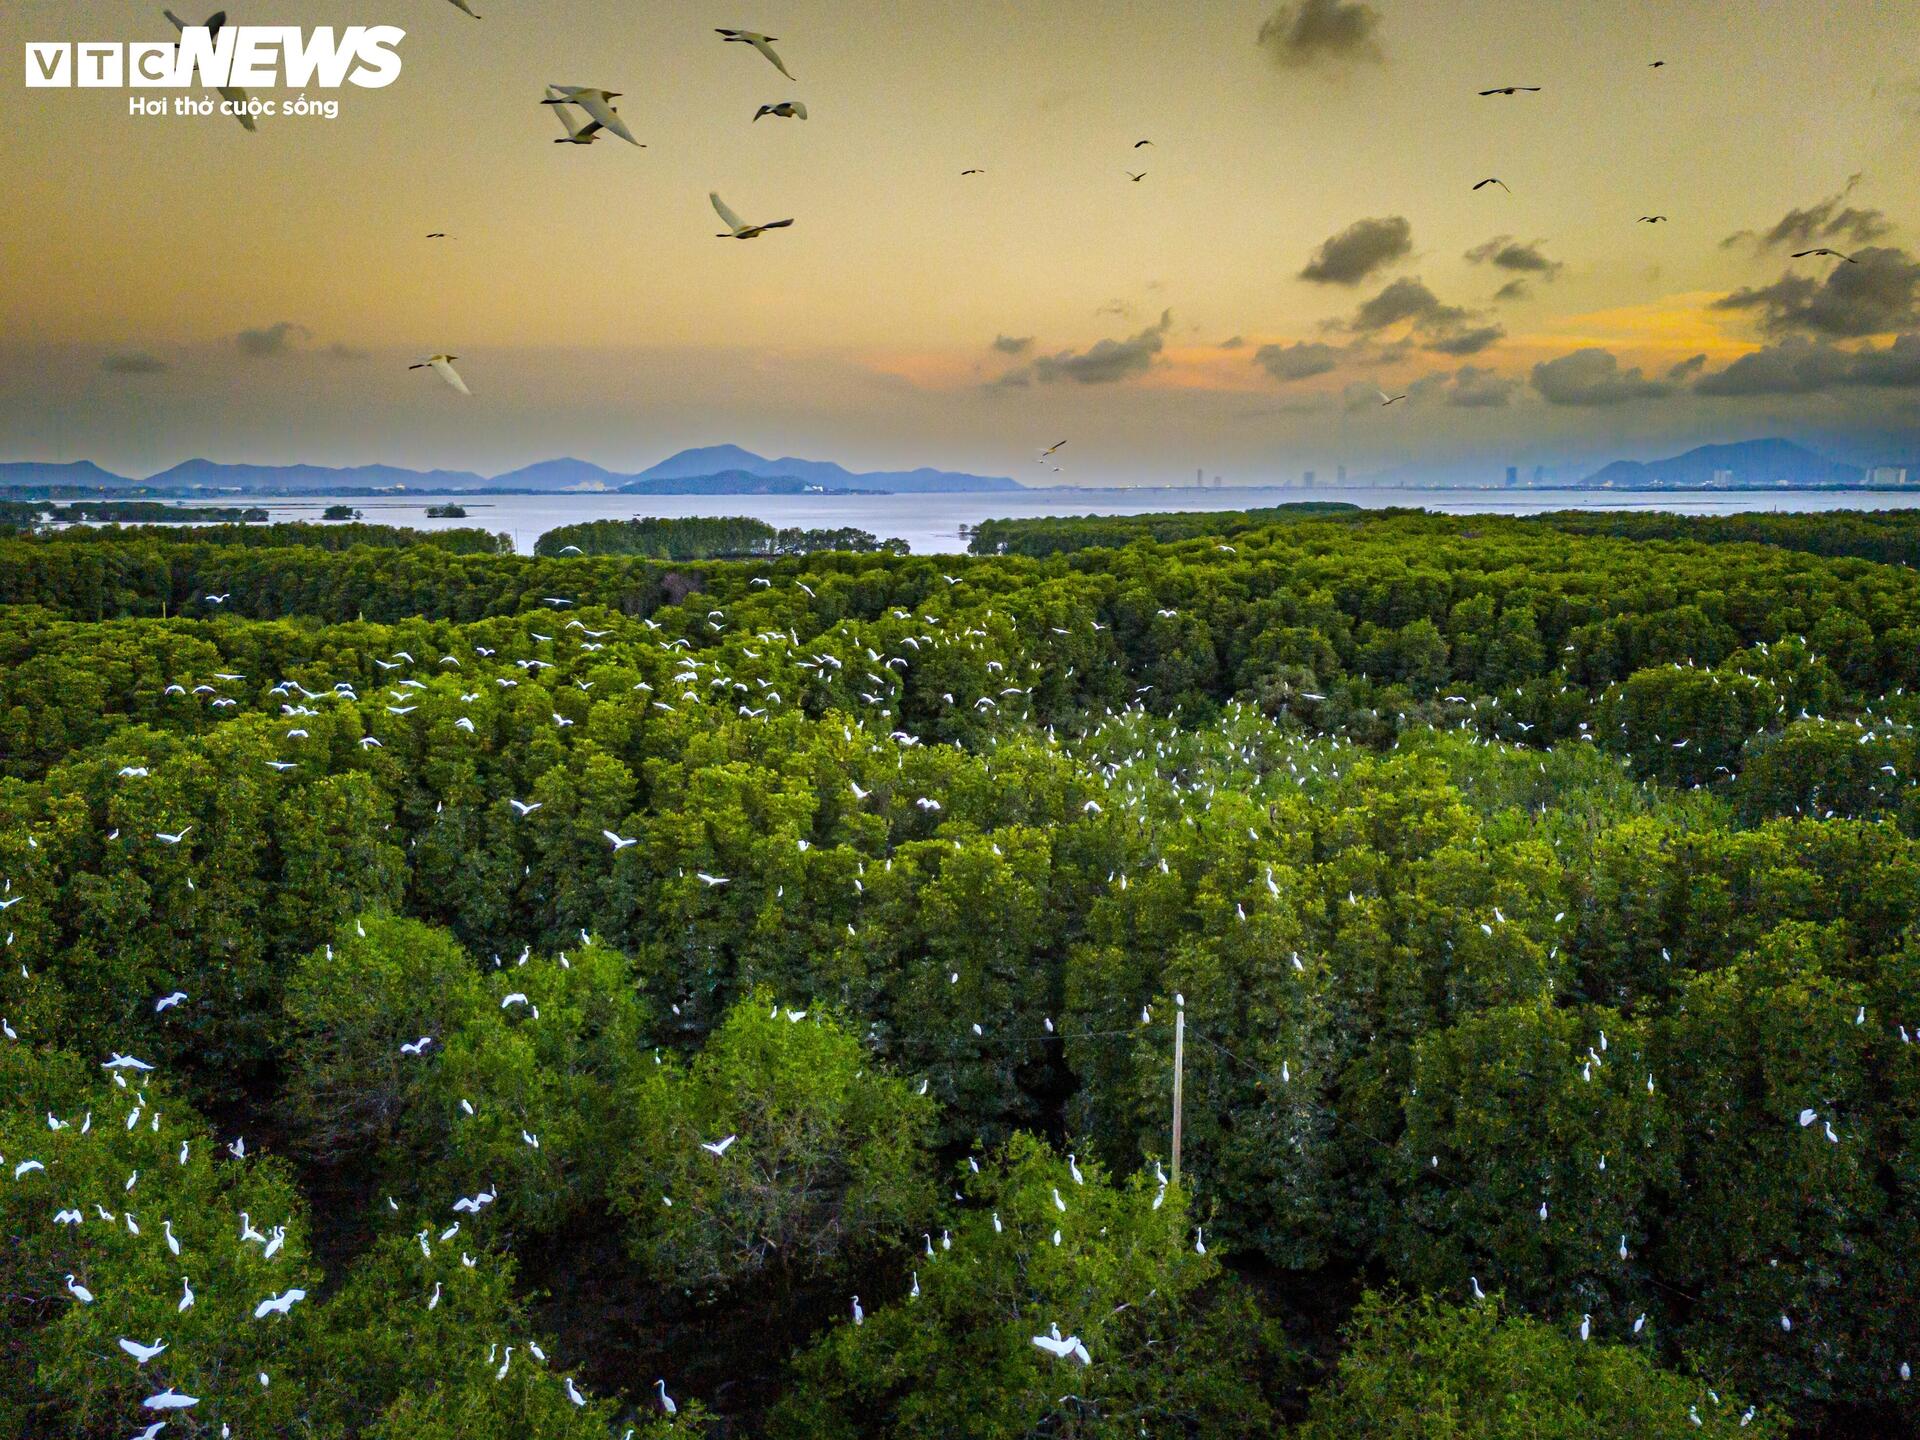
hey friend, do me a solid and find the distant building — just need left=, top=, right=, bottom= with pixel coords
left=1867, top=465, right=1911, bottom=486
left=1532, top=465, right=1549, bottom=486
left=1336, top=465, right=1347, bottom=484
left=1303, top=470, right=1315, bottom=488
left=1711, top=468, right=1734, bottom=487
left=1505, top=466, right=1519, bottom=488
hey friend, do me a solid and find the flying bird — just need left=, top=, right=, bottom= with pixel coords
left=541, top=86, right=643, bottom=147
left=753, top=101, right=808, bottom=121
left=1472, top=178, right=1511, bottom=192
left=1133, top=139, right=1154, bottom=148
left=1792, top=248, right=1858, bottom=263
left=544, top=86, right=607, bottom=144
left=961, top=168, right=985, bottom=175
left=1379, top=390, right=1408, bottom=406
left=1124, top=170, right=1146, bottom=182
left=701, top=1134, right=737, bottom=1157
left=1478, top=86, right=1541, bottom=96
left=409, top=355, right=471, bottom=395
left=716, top=29, right=795, bottom=80
left=162, top=10, right=256, bottom=131
left=443, top=0, right=480, bottom=15
left=1637, top=215, right=1668, bottom=223
left=711, top=192, right=794, bottom=239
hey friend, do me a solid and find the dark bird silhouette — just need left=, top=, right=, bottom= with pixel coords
left=1125, top=170, right=1146, bottom=182
left=1792, top=248, right=1858, bottom=263
left=1472, top=178, right=1510, bottom=193
left=961, top=169, right=985, bottom=175
left=1637, top=215, right=1668, bottom=223
left=1478, top=86, right=1540, bottom=96
left=1134, top=139, right=1154, bottom=148
left=426, top=232, right=451, bottom=238
left=1649, top=60, right=1665, bottom=67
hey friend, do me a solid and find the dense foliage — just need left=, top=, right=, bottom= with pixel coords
left=2, top=506, right=1917, bottom=1436
left=535, top=515, right=906, bottom=559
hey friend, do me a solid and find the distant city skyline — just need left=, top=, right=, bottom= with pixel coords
left=2, top=0, right=1917, bottom=485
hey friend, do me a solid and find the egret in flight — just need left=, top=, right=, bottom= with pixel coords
left=717, top=29, right=795, bottom=80
left=409, top=355, right=471, bottom=395
left=162, top=10, right=257, bottom=132
left=711, top=192, right=794, bottom=239
left=542, top=86, right=642, bottom=146
left=753, top=101, right=808, bottom=121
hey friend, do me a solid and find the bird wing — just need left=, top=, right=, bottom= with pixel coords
left=430, top=357, right=471, bottom=394
left=791, top=101, right=808, bottom=119
left=750, top=35, right=795, bottom=79
left=571, top=91, right=638, bottom=146
left=710, top=193, right=747, bottom=233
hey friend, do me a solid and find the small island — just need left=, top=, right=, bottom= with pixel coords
left=322, top=504, right=361, bottom=521
left=425, top=503, right=469, bottom=519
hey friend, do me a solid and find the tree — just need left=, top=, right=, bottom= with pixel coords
left=1298, top=1292, right=1782, bottom=1438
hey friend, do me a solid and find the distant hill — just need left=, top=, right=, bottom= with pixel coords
left=0, top=460, right=144, bottom=491
left=488, top=458, right=631, bottom=491
left=3, top=447, right=1023, bottom=495
left=145, top=459, right=492, bottom=491
left=617, top=470, right=833, bottom=496
left=637, top=446, right=1022, bottom=494
left=1581, top=439, right=1863, bottom=489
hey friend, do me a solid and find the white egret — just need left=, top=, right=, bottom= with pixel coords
left=409, top=355, right=471, bottom=395
left=716, top=28, right=795, bottom=79
left=711, top=192, right=794, bottom=240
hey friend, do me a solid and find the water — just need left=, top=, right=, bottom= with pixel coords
left=119, top=487, right=1920, bottom=556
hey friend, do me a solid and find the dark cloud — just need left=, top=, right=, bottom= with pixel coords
left=1493, top=279, right=1532, bottom=303
left=1254, top=340, right=1342, bottom=382
left=1443, top=365, right=1518, bottom=408
left=1217, top=335, right=1246, bottom=350
left=1465, top=235, right=1563, bottom=279
left=235, top=321, right=311, bottom=358
left=1004, top=311, right=1172, bottom=386
left=1349, top=277, right=1463, bottom=333
left=1667, top=354, right=1709, bottom=381
left=1694, top=334, right=1920, bottom=396
left=1531, top=348, right=1674, bottom=406
left=1424, top=325, right=1505, bottom=357
left=1711, top=247, right=1920, bottom=338
left=1299, top=216, right=1412, bottom=286
left=1258, top=0, right=1384, bottom=70
left=101, top=352, right=168, bottom=375
left=991, top=334, right=1034, bottom=355
left=1722, top=180, right=1894, bottom=253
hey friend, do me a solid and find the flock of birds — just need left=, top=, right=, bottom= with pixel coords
left=9, top=554, right=1920, bottom=1431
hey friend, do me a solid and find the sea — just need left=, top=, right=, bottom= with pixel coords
left=111, top=487, right=1920, bottom=557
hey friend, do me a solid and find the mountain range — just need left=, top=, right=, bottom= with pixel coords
left=0, top=447, right=1023, bottom=495
left=1579, top=439, right=1870, bottom=489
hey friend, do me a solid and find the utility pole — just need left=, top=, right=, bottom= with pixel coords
left=1171, top=1001, right=1185, bottom=1188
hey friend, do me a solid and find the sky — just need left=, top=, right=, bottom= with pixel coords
left=3, top=0, right=1918, bottom=485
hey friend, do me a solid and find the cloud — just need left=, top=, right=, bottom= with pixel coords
left=235, top=321, right=311, bottom=358
left=101, top=352, right=168, bottom=375
left=1258, top=0, right=1384, bottom=70
left=991, top=335, right=1034, bottom=355
left=1722, top=181, right=1894, bottom=252
left=1667, top=353, right=1709, bottom=381
left=325, top=342, right=371, bottom=362
left=1424, top=325, right=1505, bottom=357
left=1443, top=365, right=1519, bottom=407
left=1001, top=311, right=1172, bottom=386
left=1694, top=333, right=1920, bottom=396
left=1465, top=235, right=1563, bottom=279
left=1343, top=278, right=1501, bottom=357
left=1493, top=279, right=1532, bottom=302
left=1711, top=247, right=1920, bottom=338
left=1300, top=216, right=1411, bottom=286
left=1218, top=335, right=1246, bottom=350
left=1349, top=277, right=1463, bottom=333
left=1531, top=348, right=1674, bottom=406
left=1254, top=340, right=1342, bottom=382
